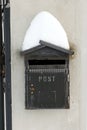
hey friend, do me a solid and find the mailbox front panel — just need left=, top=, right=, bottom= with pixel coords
left=25, top=60, right=69, bottom=109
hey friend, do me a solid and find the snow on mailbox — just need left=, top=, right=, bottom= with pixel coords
left=21, top=11, right=74, bottom=109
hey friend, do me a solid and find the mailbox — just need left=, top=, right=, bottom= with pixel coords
left=22, top=40, right=73, bottom=109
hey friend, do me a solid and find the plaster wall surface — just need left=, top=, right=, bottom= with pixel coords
left=10, top=0, right=87, bottom=130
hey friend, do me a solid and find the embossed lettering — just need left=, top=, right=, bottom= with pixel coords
left=38, top=76, right=55, bottom=82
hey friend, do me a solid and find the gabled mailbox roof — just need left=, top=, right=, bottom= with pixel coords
left=21, top=40, right=74, bottom=55
left=40, top=40, right=73, bottom=55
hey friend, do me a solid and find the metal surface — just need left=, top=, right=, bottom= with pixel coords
left=24, top=46, right=69, bottom=61
left=0, top=0, right=9, bottom=6
left=40, top=40, right=74, bottom=55
left=4, top=5, right=12, bottom=130
left=21, top=44, right=46, bottom=55
left=21, top=40, right=74, bottom=55
left=0, top=0, right=12, bottom=130
left=25, top=60, right=69, bottom=109
left=0, top=4, right=4, bottom=130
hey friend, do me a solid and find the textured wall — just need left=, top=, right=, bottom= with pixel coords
left=10, top=0, right=86, bottom=130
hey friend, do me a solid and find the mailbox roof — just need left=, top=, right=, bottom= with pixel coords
left=21, top=40, right=74, bottom=55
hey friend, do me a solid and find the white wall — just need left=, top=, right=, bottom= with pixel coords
left=10, top=0, right=87, bottom=130
left=80, top=0, right=87, bottom=129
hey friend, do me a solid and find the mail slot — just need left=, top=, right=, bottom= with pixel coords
left=22, top=40, right=73, bottom=109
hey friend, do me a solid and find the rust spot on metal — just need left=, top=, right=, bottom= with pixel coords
left=69, top=43, right=76, bottom=59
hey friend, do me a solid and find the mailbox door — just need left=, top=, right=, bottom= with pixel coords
left=25, top=63, right=69, bottom=109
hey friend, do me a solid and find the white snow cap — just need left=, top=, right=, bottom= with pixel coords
left=22, top=11, right=70, bottom=51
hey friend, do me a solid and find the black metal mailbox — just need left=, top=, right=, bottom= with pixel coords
left=22, top=40, right=74, bottom=109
